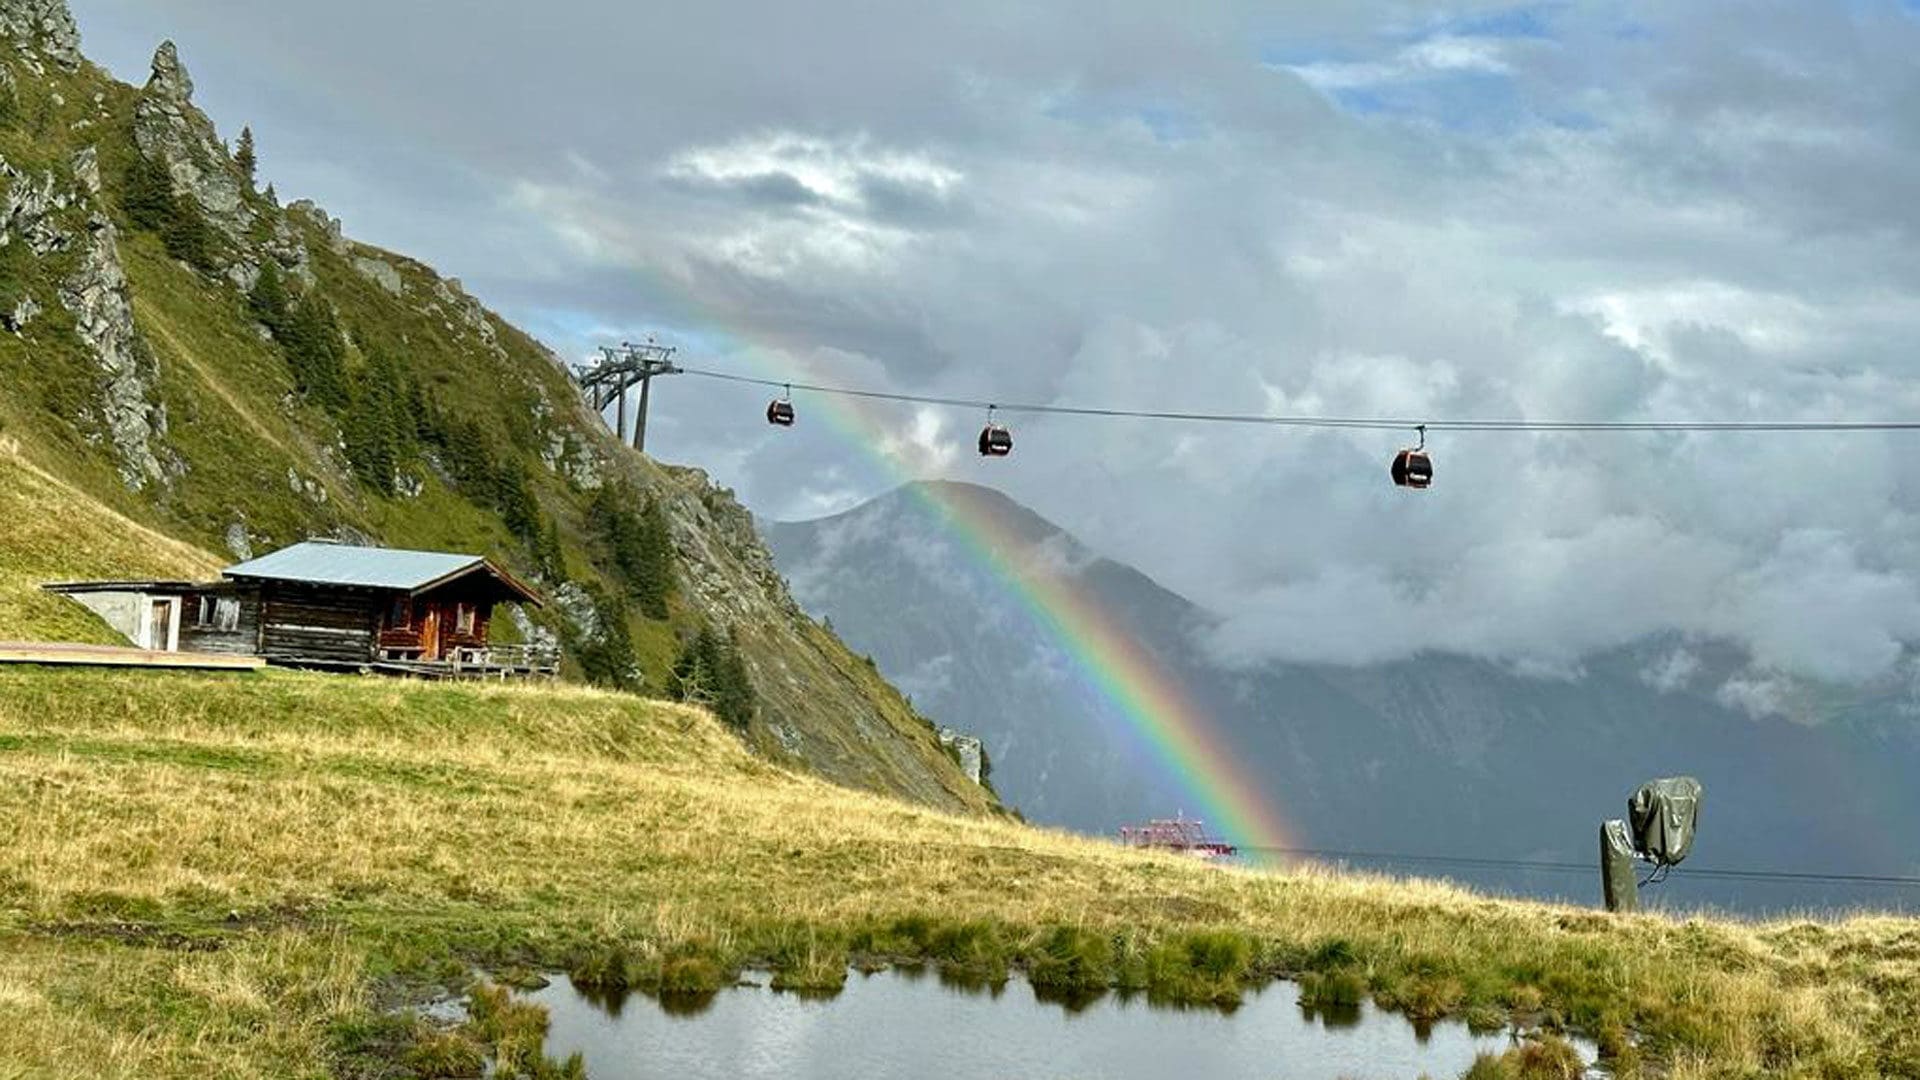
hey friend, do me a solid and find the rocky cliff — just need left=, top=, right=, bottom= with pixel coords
left=0, top=1, right=992, bottom=815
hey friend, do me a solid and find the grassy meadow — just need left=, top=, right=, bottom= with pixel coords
left=0, top=667, right=1917, bottom=1078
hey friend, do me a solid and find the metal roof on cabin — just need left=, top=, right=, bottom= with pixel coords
left=222, top=541, right=486, bottom=592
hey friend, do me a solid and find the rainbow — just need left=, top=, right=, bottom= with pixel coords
left=648, top=336, right=1299, bottom=853
left=596, top=308, right=1294, bottom=850
left=895, top=480, right=1299, bottom=852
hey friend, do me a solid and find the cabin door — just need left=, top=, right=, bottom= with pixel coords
left=418, top=603, right=442, bottom=661
left=148, top=599, right=175, bottom=651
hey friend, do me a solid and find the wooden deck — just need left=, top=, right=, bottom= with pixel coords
left=0, top=642, right=266, bottom=671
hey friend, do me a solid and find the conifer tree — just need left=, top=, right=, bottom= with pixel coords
left=671, top=627, right=755, bottom=729
left=121, top=151, right=175, bottom=232
left=161, top=195, right=218, bottom=271
left=587, top=482, right=675, bottom=619
left=123, top=151, right=217, bottom=271
left=248, top=261, right=290, bottom=335
left=534, top=517, right=567, bottom=582
left=280, top=292, right=348, bottom=412
left=711, top=629, right=756, bottom=730
left=634, top=497, right=675, bottom=618
left=404, top=377, right=433, bottom=444
left=343, top=347, right=407, bottom=495
left=494, top=463, right=543, bottom=543
left=441, top=415, right=495, bottom=499
left=571, top=585, right=639, bottom=691
left=343, top=384, right=397, bottom=495
left=234, top=126, right=257, bottom=186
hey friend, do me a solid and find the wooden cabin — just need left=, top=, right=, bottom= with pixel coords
left=46, top=541, right=554, bottom=678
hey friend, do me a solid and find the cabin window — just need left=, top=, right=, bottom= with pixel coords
left=454, top=603, right=477, bottom=635
left=194, top=596, right=241, bottom=631
left=386, top=597, right=412, bottom=629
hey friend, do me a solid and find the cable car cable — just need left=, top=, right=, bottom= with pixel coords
left=669, top=361, right=1920, bottom=889
left=678, top=366, right=1920, bottom=434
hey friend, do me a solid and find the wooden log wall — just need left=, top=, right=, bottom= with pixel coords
left=258, top=584, right=381, bottom=665
left=176, top=587, right=264, bottom=657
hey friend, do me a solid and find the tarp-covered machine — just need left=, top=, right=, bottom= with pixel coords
left=1600, top=776, right=1703, bottom=913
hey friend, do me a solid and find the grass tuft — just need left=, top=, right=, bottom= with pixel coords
left=1024, top=926, right=1113, bottom=994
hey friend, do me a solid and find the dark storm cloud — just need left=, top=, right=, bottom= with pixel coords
left=64, top=0, right=1920, bottom=694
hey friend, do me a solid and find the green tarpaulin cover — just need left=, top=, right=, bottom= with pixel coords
left=1628, top=776, right=1703, bottom=868
left=1601, top=819, right=1640, bottom=913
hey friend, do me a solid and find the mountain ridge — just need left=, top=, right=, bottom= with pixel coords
left=0, top=2, right=991, bottom=814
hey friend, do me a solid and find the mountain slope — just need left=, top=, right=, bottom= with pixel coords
left=0, top=2, right=988, bottom=813
left=767, top=481, right=1920, bottom=911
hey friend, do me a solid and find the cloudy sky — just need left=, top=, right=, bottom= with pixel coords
left=69, top=1, right=1920, bottom=686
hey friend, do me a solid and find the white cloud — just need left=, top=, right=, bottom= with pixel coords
left=875, top=406, right=958, bottom=476
left=665, top=132, right=962, bottom=207
left=102, top=0, right=1920, bottom=686
left=1283, top=34, right=1514, bottom=91
left=1640, top=648, right=1701, bottom=693
left=1716, top=673, right=1795, bottom=720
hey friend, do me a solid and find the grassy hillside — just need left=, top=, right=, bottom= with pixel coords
left=1, top=667, right=1917, bottom=1079
left=0, top=8, right=988, bottom=814
left=0, top=444, right=220, bottom=642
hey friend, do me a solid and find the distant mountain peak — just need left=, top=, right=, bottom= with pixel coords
left=792, top=479, right=1070, bottom=552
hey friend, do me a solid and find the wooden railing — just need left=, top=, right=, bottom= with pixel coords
left=374, top=642, right=561, bottom=679
left=460, top=643, right=561, bottom=677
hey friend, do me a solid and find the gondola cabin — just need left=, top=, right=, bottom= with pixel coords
left=766, top=399, right=796, bottom=426
left=45, top=541, right=554, bottom=678
left=1391, top=448, right=1434, bottom=489
left=978, top=424, right=1014, bottom=457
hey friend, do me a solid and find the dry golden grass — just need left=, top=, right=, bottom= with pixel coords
left=1, top=667, right=1917, bottom=1077
left=0, top=448, right=222, bottom=643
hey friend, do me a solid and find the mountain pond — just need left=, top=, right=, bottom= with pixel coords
left=517, top=967, right=1602, bottom=1079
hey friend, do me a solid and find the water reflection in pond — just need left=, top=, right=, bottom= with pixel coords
left=523, top=968, right=1598, bottom=1080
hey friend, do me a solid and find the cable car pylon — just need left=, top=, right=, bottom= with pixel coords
left=572, top=338, right=682, bottom=453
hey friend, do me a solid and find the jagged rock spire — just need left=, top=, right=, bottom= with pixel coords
left=147, top=40, right=194, bottom=102
left=0, top=0, right=82, bottom=69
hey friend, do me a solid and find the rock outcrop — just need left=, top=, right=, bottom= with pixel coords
left=133, top=42, right=257, bottom=274
left=352, top=254, right=404, bottom=296
left=0, top=137, right=169, bottom=489
left=939, top=728, right=985, bottom=785
left=0, top=0, right=81, bottom=71
left=60, top=213, right=168, bottom=489
left=2, top=156, right=74, bottom=255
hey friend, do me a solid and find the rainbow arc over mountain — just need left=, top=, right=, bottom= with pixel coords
left=626, top=335, right=1295, bottom=852
left=891, top=480, right=1295, bottom=852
